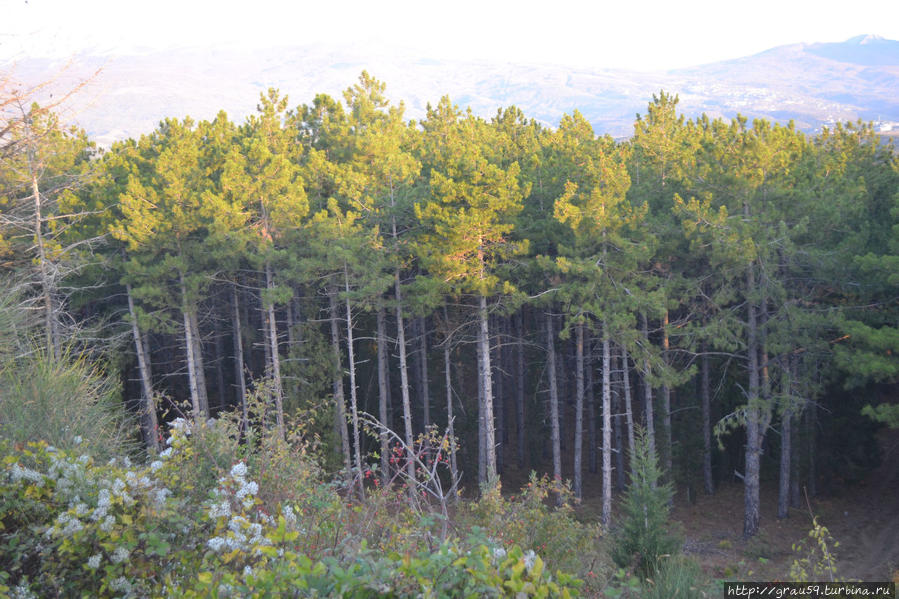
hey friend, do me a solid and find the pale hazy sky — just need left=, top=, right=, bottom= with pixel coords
left=3, top=0, right=899, bottom=71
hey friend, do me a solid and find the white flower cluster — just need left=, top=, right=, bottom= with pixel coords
left=9, top=463, right=45, bottom=486
left=282, top=504, right=297, bottom=527
left=10, top=583, right=38, bottom=599
left=108, top=577, right=132, bottom=594
left=207, top=461, right=258, bottom=516
left=110, top=546, right=131, bottom=564
left=523, top=550, right=537, bottom=571
left=206, top=513, right=273, bottom=555
left=48, top=511, right=84, bottom=538
left=203, top=460, right=281, bottom=557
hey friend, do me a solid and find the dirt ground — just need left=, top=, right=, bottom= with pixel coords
left=673, top=428, right=899, bottom=582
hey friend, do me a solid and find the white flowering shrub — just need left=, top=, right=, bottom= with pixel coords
left=1, top=415, right=583, bottom=598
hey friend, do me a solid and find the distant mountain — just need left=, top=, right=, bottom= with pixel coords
left=4, top=35, right=898, bottom=145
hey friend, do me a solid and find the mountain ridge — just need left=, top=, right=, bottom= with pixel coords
left=5, top=35, right=898, bottom=145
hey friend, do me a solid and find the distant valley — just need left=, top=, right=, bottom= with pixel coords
left=5, top=34, right=899, bottom=145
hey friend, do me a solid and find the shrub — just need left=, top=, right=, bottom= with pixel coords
left=0, top=349, right=133, bottom=460
left=644, top=555, right=710, bottom=599
left=1, top=416, right=583, bottom=598
left=461, top=473, right=603, bottom=590
left=788, top=516, right=844, bottom=582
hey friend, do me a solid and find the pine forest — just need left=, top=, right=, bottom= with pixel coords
left=2, top=71, right=898, bottom=597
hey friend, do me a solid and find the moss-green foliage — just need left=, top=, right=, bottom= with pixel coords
left=788, top=516, right=844, bottom=583
left=0, top=348, right=133, bottom=461
left=643, top=555, right=710, bottom=599
left=460, top=473, right=604, bottom=595
left=0, top=417, right=583, bottom=598
left=612, top=427, right=680, bottom=578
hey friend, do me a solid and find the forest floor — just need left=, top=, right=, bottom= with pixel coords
left=670, top=427, right=899, bottom=583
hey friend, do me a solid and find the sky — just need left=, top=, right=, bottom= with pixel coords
left=3, top=0, right=899, bottom=71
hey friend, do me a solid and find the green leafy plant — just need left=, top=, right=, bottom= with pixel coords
left=788, top=516, right=844, bottom=582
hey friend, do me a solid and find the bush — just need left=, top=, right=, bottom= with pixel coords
left=461, top=473, right=604, bottom=592
left=1, top=416, right=583, bottom=598
left=0, top=348, right=133, bottom=461
left=788, top=516, right=844, bottom=582
left=644, top=555, right=710, bottom=599
left=612, top=426, right=680, bottom=578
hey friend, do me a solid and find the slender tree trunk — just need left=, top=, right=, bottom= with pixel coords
left=807, top=398, right=817, bottom=497
left=444, top=335, right=459, bottom=488
left=286, top=299, right=295, bottom=350
left=126, top=283, right=159, bottom=452
left=574, top=321, right=585, bottom=499
left=621, top=345, right=636, bottom=460
left=31, top=167, right=58, bottom=360
left=778, top=408, right=792, bottom=519
left=180, top=273, right=202, bottom=421
left=343, top=263, right=364, bottom=497
left=661, top=310, right=673, bottom=478
left=393, top=271, right=416, bottom=487
left=641, top=314, right=657, bottom=460
left=477, top=342, right=487, bottom=483
left=587, top=342, right=597, bottom=474
left=377, top=307, right=391, bottom=487
left=329, top=292, right=353, bottom=479
left=790, top=410, right=801, bottom=508
left=478, top=294, right=497, bottom=486
left=790, top=353, right=802, bottom=508
left=744, top=257, right=762, bottom=538
left=516, top=311, right=526, bottom=469
left=418, top=317, right=431, bottom=429
left=778, top=351, right=794, bottom=520
left=494, top=316, right=505, bottom=474
left=546, top=312, right=562, bottom=499
left=214, top=325, right=226, bottom=413
left=601, top=328, right=612, bottom=527
left=189, top=309, right=209, bottom=416
left=614, top=367, right=626, bottom=491
left=701, top=343, right=714, bottom=494
left=231, top=284, right=248, bottom=431
left=265, top=260, right=285, bottom=440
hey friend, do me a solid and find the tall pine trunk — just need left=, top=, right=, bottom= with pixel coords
left=573, top=321, right=585, bottom=499
left=546, top=312, right=562, bottom=498
left=377, top=307, right=391, bottom=487
left=189, top=309, right=209, bottom=416
left=601, top=328, right=612, bottom=527
left=641, top=314, right=657, bottom=460
left=418, top=317, right=431, bottom=428
left=126, top=283, right=159, bottom=452
left=343, top=264, right=364, bottom=497
left=588, top=342, right=598, bottom=474
left=494, top=316, right=505, bottom=474
left=393, top=271, right=416, bottom=487
left=661, top=310, right=672, bottom=477
left=231, top=284, right=248, bottom=431
left=621, top=344, right=636, bottom=460
left=329, top=292, right=353, bottom=479
left=614, top=368, right=626, bottom=491
left=701, top=344, right=714, bottom=494
left=778, top=406, right=792, bottom=519
left=180, top=272, right=202, bottom=421
left=743, top=257, right=763, bottom=538
left=478, top=294, right=497, bottom=485
left=515, top=311, right=526, bottom=469
left=265, top=260, right=285, bottom=440
left=31, top=166, right=58, bottom=360
left=443, top=334, right=459, bottom=488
